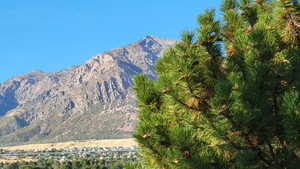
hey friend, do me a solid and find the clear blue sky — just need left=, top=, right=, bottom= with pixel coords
left=0, top=0, right=222, bottom=82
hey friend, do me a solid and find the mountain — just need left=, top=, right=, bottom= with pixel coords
left=0, top=35, right=177, bottom=146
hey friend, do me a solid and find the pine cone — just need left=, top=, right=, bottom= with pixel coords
left=183, top=151, right=190, bottom=159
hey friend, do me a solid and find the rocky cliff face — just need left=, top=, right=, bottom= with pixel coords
left=0, top=35, right=177, bottom=145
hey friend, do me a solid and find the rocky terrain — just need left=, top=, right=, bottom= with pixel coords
left=0, top=35, right=177, bottom=146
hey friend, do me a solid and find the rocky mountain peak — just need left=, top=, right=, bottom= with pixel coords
left=139, top=35, right=160, bottom=47
left=0, top=36, right=178, bottom=146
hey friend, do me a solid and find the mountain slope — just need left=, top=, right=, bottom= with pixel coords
left=0, top=35, right=177, bottom=146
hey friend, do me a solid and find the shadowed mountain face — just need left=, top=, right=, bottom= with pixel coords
left=0, top=36, right=177, bottom=146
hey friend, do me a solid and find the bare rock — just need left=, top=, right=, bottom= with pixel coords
left=0, top=36, right=177, bottom=145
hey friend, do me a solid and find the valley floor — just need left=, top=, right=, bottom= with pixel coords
left=0, top=138, right=138, bottom=163
left=0, top=138, right=137, bottom=151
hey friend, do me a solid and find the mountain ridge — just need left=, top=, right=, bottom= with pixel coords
left=0, top=35, right=177, bottom=146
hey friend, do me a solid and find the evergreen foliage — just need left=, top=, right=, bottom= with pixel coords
left=134, top=0, right=300, bottom=168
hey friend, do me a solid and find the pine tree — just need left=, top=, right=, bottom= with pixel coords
left=134, top=0, right=300, bottom=168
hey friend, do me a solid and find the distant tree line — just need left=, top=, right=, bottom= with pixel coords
left=0, top=158, right=141, bottom=169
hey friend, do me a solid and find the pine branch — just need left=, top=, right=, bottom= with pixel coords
left=218, top=105, right=274, bottom=166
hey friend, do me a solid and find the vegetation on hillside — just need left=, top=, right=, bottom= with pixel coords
left=134, top=0, right=300, bottom=168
